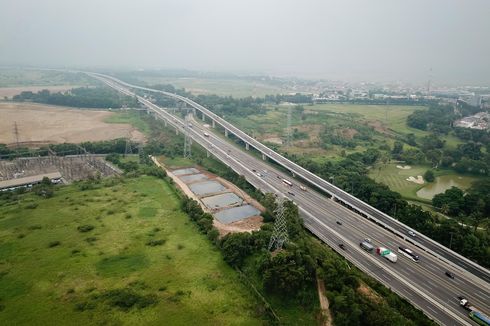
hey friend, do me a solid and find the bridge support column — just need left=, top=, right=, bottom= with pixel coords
left=164, top=119, right=167, bottom=127
left=146, top=109, right=150, bottom=115
left=207, top=151, right=210, bottom=158
left=212, top=120, right=216, bottom=128
left=262, top=153, right=266, bottom=160
left=175, top=127, right=179, bottom=135
left=202, top=113, right=205, bottom=121
left=245, top=143, right=250, bottom=150
left=292, top=172, right=296, bottom=177
left=225, top=129, right=229, bottom=137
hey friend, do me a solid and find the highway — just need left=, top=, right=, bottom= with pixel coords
left=91, top=72, right=490, bottom=285
left=91, top=73, right=490, bottom=326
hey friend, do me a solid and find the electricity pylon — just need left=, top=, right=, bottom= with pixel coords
left=268, top=197, right=288, bottom=251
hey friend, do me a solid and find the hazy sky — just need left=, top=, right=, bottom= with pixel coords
left=1, top=0, right=489, bottom=84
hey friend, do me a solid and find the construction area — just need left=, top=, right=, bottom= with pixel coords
left=152, top=157, right=264, bottom=236
left=0, top=155, right=121, bottom=191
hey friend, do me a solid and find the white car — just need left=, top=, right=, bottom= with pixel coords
left=408, top=230, right=416, bottom=237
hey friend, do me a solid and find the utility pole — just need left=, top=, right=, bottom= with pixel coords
left=286, top=106, right=292, bottom=147
left=183, top=110, right=192, bottom=158
left=13, top=122, right=20, bottom=148
left=268, top=197, right=288, bottom=251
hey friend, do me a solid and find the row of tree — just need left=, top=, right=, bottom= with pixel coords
left=12, top=87, right=139, bottom=108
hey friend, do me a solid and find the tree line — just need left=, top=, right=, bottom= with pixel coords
left=12, top=87, right=139, bottom=108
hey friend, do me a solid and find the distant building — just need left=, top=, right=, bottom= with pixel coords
left=454, top=112, right=490, bottom=130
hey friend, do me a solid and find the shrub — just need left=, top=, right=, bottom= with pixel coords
left=146, top=239, right=166, bottom=247
left=25, top=203, right=38, bottom=209
left=101, top=289, right=158, bottom=310
left=48, top=241, right=61, bottom=248
left=77, top=225, right=95, bottom=233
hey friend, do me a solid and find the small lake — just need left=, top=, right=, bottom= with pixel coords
left=416, top=175, right=476, bottom=200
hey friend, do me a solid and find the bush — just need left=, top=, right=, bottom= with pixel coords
left=146, top=239, right=166, bottom=247
left=48, top=241, right=61, bottom=248
left=101, top=289, right=158, bottom=310
left=25, top=203, right=38, bottom=209
left=77, top=224, right=95, bottom=233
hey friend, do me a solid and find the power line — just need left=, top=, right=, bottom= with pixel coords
left=286, top=106, right=292, bottom=147
left=268, top=196, right=288, bottom=251
left=183, top=110, right=192, bottom=158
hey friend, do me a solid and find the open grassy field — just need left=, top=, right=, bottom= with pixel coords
left=0, top=176, right=266, bottom=325
left=136, top=76, right=285, bottom=98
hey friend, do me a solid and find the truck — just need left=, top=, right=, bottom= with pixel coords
left=360, top=240, right=374, bottom=252
left=459, top=297, right=490, bottom=326
left=376, top=247, right=397, bottom=263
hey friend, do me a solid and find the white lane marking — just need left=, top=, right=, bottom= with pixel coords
left=426, top=306, right=439, bottom=315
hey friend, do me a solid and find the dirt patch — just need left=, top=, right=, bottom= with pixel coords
left=357, top=282, right=383, bottom=304
left=317, top=276, right=332, bottom=326
left=406, top=175, right=424, bottom=184
left=213, top=216, right=263, bottom=237
left=0, top=85, right=78, bottom=99
left=0, top=102, right=145, bottom=146
left=396, top=165, right=412, bottom=170
left=335, top=128, right=358, bottom=140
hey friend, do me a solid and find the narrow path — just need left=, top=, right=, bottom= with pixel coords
left=316, top=275, right=332, bottom=326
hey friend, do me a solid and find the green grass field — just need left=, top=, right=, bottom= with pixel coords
left=104, top=110, right=152, bottom=135
left=0, top=176, right=265, bottom=325
left=0, top=69, right=95, bottom=87
left=137, top=76, right=285, bottom=98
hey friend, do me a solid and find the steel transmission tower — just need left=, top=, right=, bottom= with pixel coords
left=183, top=112, right=192, bottom=158
left=286, top=106, right=292, bottom=147
left=268, top=197, right=289, bottom=251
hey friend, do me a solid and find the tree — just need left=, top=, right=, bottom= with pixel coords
left=392, top=141, right=404, bottom=155
left=423, top=170, right=435, bottom=182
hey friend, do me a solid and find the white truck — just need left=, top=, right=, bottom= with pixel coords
left=376, top=247, right=397, bottom=263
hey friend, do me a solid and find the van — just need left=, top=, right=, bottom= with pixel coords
left=360, top=241, right=374, bottom=252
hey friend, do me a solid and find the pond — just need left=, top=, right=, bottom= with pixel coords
left=416, top=175, right=476, bottom=200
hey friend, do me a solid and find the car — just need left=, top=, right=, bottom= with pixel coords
left=408, top=230, right=416, bottom=237
left=336, top=221, right=342, bottom=225
left=445, top=271, right=455, bottom=279
left=252, top=169, right=256, bottom=172
left=364, top=238, right=372, bottom=243
left=339, top=243, right=346, bottom=250
left=287, top=191, right=295, bottom=196
left=299, top=185, right=307, bottom=191
left=256, top=172, right=263, bottom=177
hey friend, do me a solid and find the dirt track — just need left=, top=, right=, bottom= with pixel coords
left=0, top=102, right=145, bottom=146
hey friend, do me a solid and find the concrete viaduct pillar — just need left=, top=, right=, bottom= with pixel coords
left=225, top=129, right=229, bottom=137
left=175, top=127, right=179, bottom=135
left=212, top=120, right=216, bottom=128
left=207, top=151, right=210, bottom=158
left=202, top=113, right=205, bottom=121
left=164, top=119, right=167, bottom=127
left=262, top=153, right=266, bottom=160
left=245, top=143, right=250, bottom=150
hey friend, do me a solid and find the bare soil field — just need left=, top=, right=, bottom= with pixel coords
left=0, top=85, right=78, bottom=99
left=0, top=102, right=145, bottom=146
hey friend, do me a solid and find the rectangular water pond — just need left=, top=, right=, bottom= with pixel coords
left=173, top=168, right=200, bottom=176
left=189, top=181, right=226, bottom=195
left=201, top=192, right=243, bottom=209
left=215, top=205, right=261, bottom=224
left=180, top=173, right=208, bottom=183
